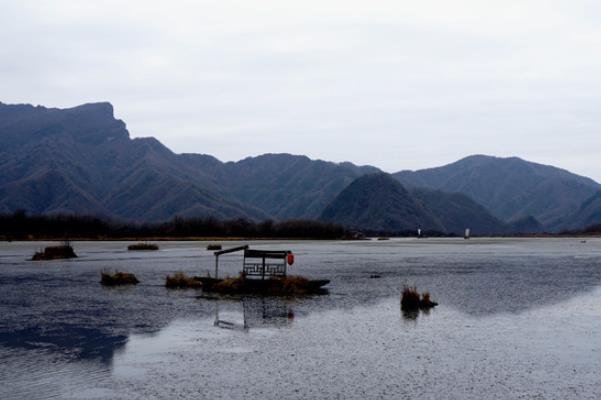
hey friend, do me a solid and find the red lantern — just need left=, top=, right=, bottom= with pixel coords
left=286, top=252, right=295, bottom=266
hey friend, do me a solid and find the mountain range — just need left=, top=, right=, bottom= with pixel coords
left=1, top=101, right=600, bottom=234
left=320, top=173, right=445, bottom=233
left=394, top=155, right=600, bottom=229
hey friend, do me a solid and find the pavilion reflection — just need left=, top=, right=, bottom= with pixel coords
left=213, top=297, right=294, bottom=331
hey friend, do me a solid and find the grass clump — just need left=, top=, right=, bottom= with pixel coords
left=165, top=272, right=202, bottom=289
left=206, top=244, right=222, bottom=250
left=204, top=274, right=329, bottom=296
left=31, top=243, right=77, bottom=261
left=128, top=242, right=159, bottom=251
left=401, top=286, right=438, bottom=311
left=212, top=276, right=244, bottom=292
left=101, top=271, right=139, bottom=286
left=279, top=276, right=316, bottom=295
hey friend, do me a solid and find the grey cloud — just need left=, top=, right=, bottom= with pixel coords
left=1, top=0, right=600, bottom=180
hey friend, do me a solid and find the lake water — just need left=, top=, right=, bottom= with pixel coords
left=1, top=238, right=601, bottom=399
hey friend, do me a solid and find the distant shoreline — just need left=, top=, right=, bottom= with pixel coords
left=0, top=236, right=341, bottom=242
left=2, top=234, right=600, bottom=242
left=2, top=212, right=600, bottom=242
left=0, top=213, right=349, bottom=242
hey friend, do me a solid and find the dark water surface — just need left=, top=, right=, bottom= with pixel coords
left=1, top=239, right=601, bottom=399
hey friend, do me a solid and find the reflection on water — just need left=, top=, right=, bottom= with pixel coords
left=214, top=297, right=294, bottom=331
left=400, top=299, right=434, bottom=321
left=401, top=308, right=420, bottom=321
left=99, top=289, right=601, bottom=400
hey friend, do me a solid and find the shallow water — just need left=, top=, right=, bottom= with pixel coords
left=1, top=238, right=601, bottom=399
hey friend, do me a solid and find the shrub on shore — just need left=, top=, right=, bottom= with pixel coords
left=101, top=271, right=139, bottom=286
left=31, top=243, right=77, bottom=261
left=128, top=242, right=159, bottom=251
left=165, top=272, right=202, bottom=289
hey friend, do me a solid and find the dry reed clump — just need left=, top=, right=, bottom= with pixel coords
left=401, top=287, right=422, bottom=310
left=208, top=274, right=325, bottom=296
left=101, top=271, right=139, bottom=286
left=279, top=276, right=312, bottom=295
left=127, top=242, right=159, bottom=251
left=212, top=276, right=244, bottom=292
left=165, top=272, right=202, bottom=289
left=206, top=244, right=222, bottom=250
left=31, top=243, right=77, bottom=261
left=421, top=292, right=437, bottom=308
left=401, top=286, right=438, bottom=311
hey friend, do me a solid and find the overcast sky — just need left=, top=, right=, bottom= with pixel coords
left=1, top=0, right=600, bottom=179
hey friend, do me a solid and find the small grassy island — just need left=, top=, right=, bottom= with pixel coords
left=101, top=271, right=140, bottom=286
left=199, top=275, right=330, bottom=296
left=127, top=242, right=159, bottom=251
left=401, top=287, right=438, bottom=311
left=31, top=243, right=77, bottom=261
left=165, top=272, right=202, bottom=289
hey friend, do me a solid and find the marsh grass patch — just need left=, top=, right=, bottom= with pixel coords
left=165, top=272, right=202, bottom=289
left=31, top=243, right=77, bottom=261
left=401, top=286, right=438, bottom=311
left=101, top=271, right=140, bottom=286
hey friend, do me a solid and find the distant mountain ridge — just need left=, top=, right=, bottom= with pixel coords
left=562, top=190, right=601, bottom=230
left=320, top=173, right=444, bottom=233
left=0, top=102, right=378, bottom=222
left=394, top=155, right=600, bottom=229
left=1, top=101, right=600, bottom=233
left=319, top=173, right=530, bottom=235
left=0, top=102, right=262, bottom=220
left=215, top=153, right=380, bottom=219
left=410, top=187, right=507, bottom=235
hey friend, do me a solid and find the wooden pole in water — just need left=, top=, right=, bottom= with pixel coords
left=212, top=245, right=249, bottom=279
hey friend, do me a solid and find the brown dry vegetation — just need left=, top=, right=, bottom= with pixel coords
left=421, top=292, right=436, bottom=308
left=165, top=272, right=202, bottom=289
left=401, top=287, right=422, bottom=310
left=401, top=286, right=438, bottom=311
left=101, top=271, right=140, bottom=286
left=205, top=274, right=328, bottom=296
left=31, top=244, right=77, bottom=261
